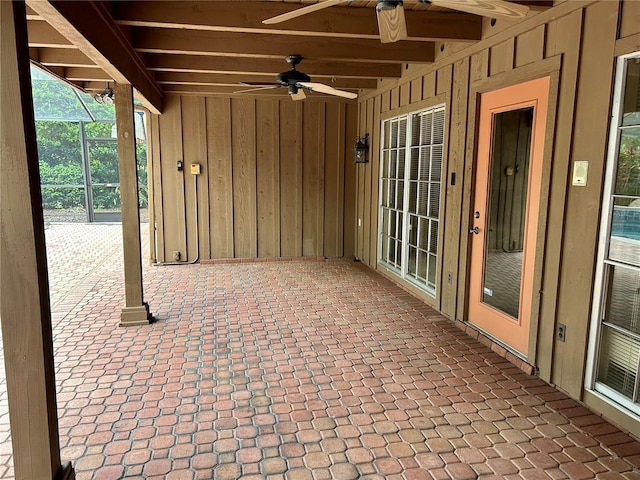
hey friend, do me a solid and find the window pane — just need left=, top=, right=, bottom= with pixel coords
left=408, top=182, right=417, bottom=214
left=421, top=114, right=432, bottom=145
left=433, top=109, right=445, bottom=144
left=391, top=121, right=399, bottom=148
left=418, top=217, right=428, bottom=250
left=381, top=180, right=389, bottom=207
left=399, top=118, right=407, bottom=148
left=381, top=234, right=389, bottom=261
left=411, top=114, right=421, bottom=146
left=615, top=128, right=640, bottom=196
left=409, top=148, right=419, bottom=180
left=382, top=150, right=389, bottom=178
left=429, top=183, right=440, bottom=219
left=418, top=250, right=427, bottom=280
left=408, top=214, right=418, bottom=246
left=419, top=147, right=430, bottom=180
left=597, top=325, right=640, bottom=400
left=383, top=121, right=391, bottom=148
left=609, top=197, right=640, bottom=266
left=408, top=246, right=417, bottom=276
left=621, top=59, right=640, bottom=127
left=431, top=145, right=443, bottom=182
left=605, top=265, right=640, bottom=334
left=398, top=150, right=406, bottom=180
left=417, top=182, right=428, bottom=216
left=428, top=253, right=437, bottom=286
left=397, top=180, right=405, bottom=210
left=430, top=220, right=439, bottom=254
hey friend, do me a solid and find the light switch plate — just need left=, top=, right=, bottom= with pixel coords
left=572, top=160, right=588, bottom=186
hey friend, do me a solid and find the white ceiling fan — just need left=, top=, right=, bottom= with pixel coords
left=263, top=0, right=530, bottom=44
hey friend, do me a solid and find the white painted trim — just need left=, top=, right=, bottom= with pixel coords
left=585, top=51, right=640, bottom=418
left=376, top=104, right=446, bottom=299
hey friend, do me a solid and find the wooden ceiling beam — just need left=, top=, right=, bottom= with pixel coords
left=153, top=72, right=377, bottom=90
left=133, top=28, right=435, bottom=63
left=113, top=1, right=481, bottom=42
left=29, top=47, right=97, bottom=67
left=27, top=20, right=74, bottom=47
left=64, top=66, right=111, bottom=81
left=26, top=0, right=163, bottom=113
left=144, top=53, right=402, bottom=79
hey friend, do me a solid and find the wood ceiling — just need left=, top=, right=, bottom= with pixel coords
left=25, top=1, right=550, bottom=112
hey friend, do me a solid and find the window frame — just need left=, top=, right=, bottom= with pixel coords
left=586, top=51, right=640, bottom=417
left=377, top=103, right=446, bottom=298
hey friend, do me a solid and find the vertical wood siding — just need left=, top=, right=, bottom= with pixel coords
left=352, top=0, right=631, bottom=401
left=153, top=98, right=356, bottom=262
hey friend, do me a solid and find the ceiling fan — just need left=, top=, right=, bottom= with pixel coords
left=235, top=55, right=358, bottom=101
left=263, top=0, right=530, bottom=44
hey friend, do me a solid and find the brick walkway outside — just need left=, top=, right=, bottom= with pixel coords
left=1, top=224, right=640, bottom=479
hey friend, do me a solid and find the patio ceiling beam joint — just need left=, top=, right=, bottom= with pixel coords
left=26, top=0, right=163, bottom=113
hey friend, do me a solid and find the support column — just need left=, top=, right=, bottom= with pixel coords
left=0, top=2, right=75, bottom=479
left=114, top=83, right=152, bottom=326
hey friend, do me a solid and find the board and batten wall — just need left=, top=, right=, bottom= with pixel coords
left=354, top=0, right=640, bottom=428
left=149, top=96, right=358, bottom=263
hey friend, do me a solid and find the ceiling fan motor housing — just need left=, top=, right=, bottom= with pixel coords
left=277, top=69, right=311, bottom=86
left=376, top=0, right=404, bottom=11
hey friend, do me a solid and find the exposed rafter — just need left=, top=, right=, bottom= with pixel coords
left=113, top=1, right=483, bottom=42
left=26, top=0, right=163, bottom=113
left=133, top=28, right=435, bottom=63
left=23, top=1, right=550, bottom=100
left=143, top=54, right=402, bottom=79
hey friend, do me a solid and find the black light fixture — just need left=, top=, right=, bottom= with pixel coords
left=353, top=134, right=369, bottom=164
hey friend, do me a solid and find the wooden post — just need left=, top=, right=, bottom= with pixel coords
left=114, top=83, right=152, bottom=326
left=0, top=2, right=75, bottom=479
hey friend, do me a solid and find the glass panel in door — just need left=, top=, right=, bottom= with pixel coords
left=482, top=107, right=533, bottom=319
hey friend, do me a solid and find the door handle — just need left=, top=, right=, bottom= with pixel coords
left=470, top=226, right=480, bottom=235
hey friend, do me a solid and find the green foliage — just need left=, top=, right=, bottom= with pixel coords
left=616, top=131, right=640, bottom=203
left=37, top=119, right=149, bottom=211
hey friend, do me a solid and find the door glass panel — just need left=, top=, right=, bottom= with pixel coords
left=604, top=265, right=640, bottom=335
left=482, top=107, right=534, bottom=319
left=597, top=325, right=640, bottom=400
left=609, top=196, right=640, bottom=265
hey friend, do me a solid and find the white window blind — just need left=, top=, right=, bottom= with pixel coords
left=379, top=105, right=446, bottom=296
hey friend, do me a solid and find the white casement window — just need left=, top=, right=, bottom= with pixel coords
left=378, top=105, right=445, bottom=296
left=587, top=53, right=640, bottom=416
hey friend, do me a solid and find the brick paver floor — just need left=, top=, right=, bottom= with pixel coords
left=1, top=224, right=640, bottom=479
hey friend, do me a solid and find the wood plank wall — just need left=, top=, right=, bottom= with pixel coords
left=151, top=97, right=357, bottom=262
left=355, top=0, right=638, bottom=402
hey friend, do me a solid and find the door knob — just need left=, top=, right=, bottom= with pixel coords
left=470, top=226, right=479, bottom=235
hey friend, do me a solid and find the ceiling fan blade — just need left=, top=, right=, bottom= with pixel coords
left=298, top=82, right=357, bottom=100
left=376, top=4, right=408, bottom=44
left=263, top=0, right=347, bottom=24
left=290, top=89, right=307, bottom=101
left=240, top=82, right=281, bottom=87
left=234, top=85, right=281, bottom=95
left=429, top=0, right=529, bottom=19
